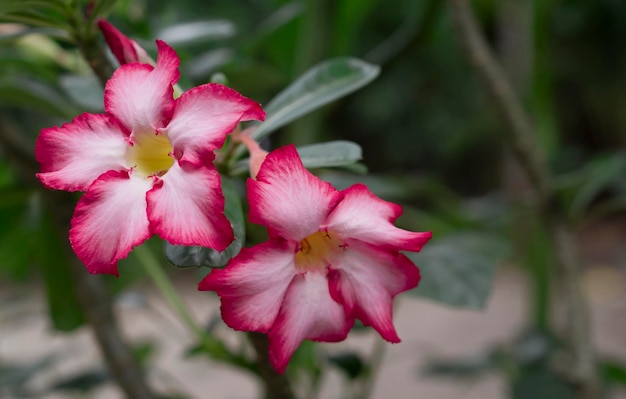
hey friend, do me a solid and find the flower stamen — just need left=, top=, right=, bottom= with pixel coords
left=126, top=132, right=174, bottom=177
left=294, top=230, right=343, bottom=272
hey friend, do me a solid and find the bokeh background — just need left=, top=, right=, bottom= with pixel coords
left=1, top=0, right=626, bottom=398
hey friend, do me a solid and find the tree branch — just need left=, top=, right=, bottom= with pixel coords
left=447, top=0, right=551, bottom=206
left=446, top=1, right=598, bottom=398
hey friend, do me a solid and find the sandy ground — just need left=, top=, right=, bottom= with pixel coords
left=1, top=217, right=626, bottom=399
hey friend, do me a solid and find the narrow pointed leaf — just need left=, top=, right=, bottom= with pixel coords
left=0, top=11, right=71, bottom=30
left=296, top=140, right=362, bottom=168
left=0, top=78, right=78, bottom=117
left=570, top=153, right=626, bottom=219
left=0, top=1, right=66, bottom=16
left=250, top=57, right=380, bottom=142
left=156, top=20, right=236, bottom=47
left=230, top=140, right=362, bottom=175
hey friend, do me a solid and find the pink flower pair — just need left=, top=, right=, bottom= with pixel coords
left=36, top=22, right=432, bottom=373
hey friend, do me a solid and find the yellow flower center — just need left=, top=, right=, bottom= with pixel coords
left=294, top=230, right=345, bottom=272
left=127, top=132, right=174, bottom=177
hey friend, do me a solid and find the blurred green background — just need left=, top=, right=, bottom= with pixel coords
left=1, top=0, right=625, bottom=398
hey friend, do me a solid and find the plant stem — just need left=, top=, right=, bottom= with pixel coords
left=247, top=333, right=297, bottom=399
left=133, top=246, right=204, bottom=339
left=67, top=2, right=115, bottom=87
left=496, top=0, right=551, bottom=332
left=446, top=1, right=598, bottom=397
left=355, top=338, right=387, bottom=399
left=133, top=245, right=257, bottom=372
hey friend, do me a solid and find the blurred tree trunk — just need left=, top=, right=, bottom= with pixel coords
left=447, top=1, right=599, bottom=398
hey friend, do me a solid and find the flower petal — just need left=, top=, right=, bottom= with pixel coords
left=69, top=170, right=153, bottom=276
left=164, top=83, right=265, bottom=166
left=104, top=40, right=179, bottom=133
left=324, top=184, right=431, bottom=251
left=268, top=272, right=353, bottom=374
left=36, top=113, right=128, bottom=192
left=249, top=145, right=343, bottom=241
left=146, top=162, right=233, bottom=251
left=97, top=18, right=140, bottom=65
left=199, top=239, right=297, bottom=333
left=328, top=241, right=420, bottom=343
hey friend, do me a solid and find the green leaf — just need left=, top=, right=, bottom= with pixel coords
left=602, top=361, right=626, bottom=386
left=164, top=177, right=244, bottom=268
left=156, top=20, right=236, bottom=47
left=512, top=369, right=575, bottom=399
left=0, top=357, right=56, bottom=395
left=568, top=153, right=626, bottom=219
left=408, top=232, right=507, bottom=309
left=0, top=10, right=71, bottom=30
left=0, top=77, right=78, bottom=117
left=38, top=208, right=85, bottom=331
left=0, top=0, right=66, bottom=16
left=50, top=370, right=108, bottom=393
left=230, top=140, right=362, bottom=175
left=0, top=27, right=68, bottom=44
left=285, top=340, right=322, bottom=390
left=422, top=352, right=497, bottom=378
left=0, top=190, right=39, bottom=279
left=59, top=74, right=104, bottom=111
left=209, top=72, right=228, bottom=86
left=327, top=352, right=366, bottom=380
left=296, top=140, right=362, bottom=169
left=248, top=57, right=380, bottom=143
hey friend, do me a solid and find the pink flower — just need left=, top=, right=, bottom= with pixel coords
left=199, top=145, right=431, bottom=373
left=36, top=40, right=265, bottom=275
left=97, top=18, right=154, bottom=66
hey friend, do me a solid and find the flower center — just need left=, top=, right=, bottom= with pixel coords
left=294, top=230, right=345, bottom=272
left=127, top=132, right=174, bottom=177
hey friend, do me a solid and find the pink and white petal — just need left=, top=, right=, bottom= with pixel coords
left=249, top=145, right=343, bottom=241
left=36, top=113, right=129, bottom=192
left=323, top=184, right=432, bottom=252
left=199, top=239, right=297, bottom=333
left=97, top=18, right=139, bottom=65
left=268, top=272, right=353, bottom=374
left=104, top=40, right=179, bottom=132
left=146, top=162, right=233, bottom=251
left=164, top=83, right=265, bottom=166
left=328, top=241, right=420, bottom=343
left=69, top=170, right=153, bottom=276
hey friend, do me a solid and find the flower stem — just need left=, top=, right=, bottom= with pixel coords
left=355, top=338, right=387, bottom=399
left=247, top=333, right=296, bottom=399
left=65, top=2, right=114, bottom=87
left=133, top=245, right=257, bottom=372
left=134, top=245, right=202, bottom=338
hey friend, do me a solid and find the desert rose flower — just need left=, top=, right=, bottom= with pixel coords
left=36, top=40, right=265, bottom=275
left=199, top=145, right=431, bottom=373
